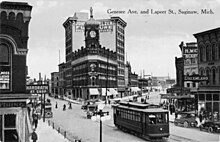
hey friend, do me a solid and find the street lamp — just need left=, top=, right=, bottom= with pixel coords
left=91, top=104, right=111, bottom=142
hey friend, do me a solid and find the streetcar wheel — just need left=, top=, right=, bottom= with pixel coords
left=208, top=127, right=213, bottom=133
left=183, top=121, right=189, bottom=128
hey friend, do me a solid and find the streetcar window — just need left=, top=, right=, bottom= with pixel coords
left=149, top=114, right=156, bottom=124
left=156, top=114, right=163, bottom=124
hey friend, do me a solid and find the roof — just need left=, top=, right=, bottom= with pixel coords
left=113, top=104, right=168, bottom=113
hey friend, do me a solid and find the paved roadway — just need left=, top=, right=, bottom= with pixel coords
left=46, top=94, right=219, bottom=142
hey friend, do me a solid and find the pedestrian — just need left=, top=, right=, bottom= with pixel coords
left=63, top=104, right=66, bottom=111
left=55, top=102, right=58, bottom=109
left=34, top=113, right=38, bottom=129
left=199, top=112, right=203, bottom=123
left=69, top=102, right=72, bottom=109
left=175, top=109, right=178, bottom=119
left=31, top=129, right=38, bottom=142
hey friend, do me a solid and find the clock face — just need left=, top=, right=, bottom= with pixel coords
left=89, top=31, right=96, bottom=38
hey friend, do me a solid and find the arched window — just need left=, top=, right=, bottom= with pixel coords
left=218, top=43, right=220, bottom=59
left=206, top=45, right=211, bottom=61
left=200, top=45, right=205, bottom=62
left=212, top=44, right=215, bottom=61
left=0, top=43, right=11, bottom=90
left=0, top=44, right=9, bottom=64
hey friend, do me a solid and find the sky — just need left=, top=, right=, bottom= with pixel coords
left=2, top=0, right=220, bottom=79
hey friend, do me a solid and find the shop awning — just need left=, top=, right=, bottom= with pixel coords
left=89, top=88, right=99, bottom=96
left=109, top=88, right=118, bottom=95
left=131, top=87, right=141, bottom=92
left=101, top=88, right=111, bottom=96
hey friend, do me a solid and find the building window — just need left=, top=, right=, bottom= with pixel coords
left=192, top=82, right=196, bottom=87
left=212, top=68, right=216, bottom=85
left=211, top=44, right=215, bottom=60
left=206, top=45, right=211, bottom=61
left=200, top=45, right=204, bottom=62
left=219, top=68, right=220, bottom=85
left=206, top=94, right=212, bottom=101
left=206, top=69, right=210, bottom=85
left=199, top=94, right=205, bottom=101
left=0, top=44, right=9, bottom=64
left=187, top=83, right=190, bottom=87
left=0, top=44, right=11, bottom=90
left=213, top=94, right=219, bottom=101
left=218, top=43, right=220, bottom=59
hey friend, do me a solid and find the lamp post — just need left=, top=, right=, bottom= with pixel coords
left=91, top=104, right=111, bottom=142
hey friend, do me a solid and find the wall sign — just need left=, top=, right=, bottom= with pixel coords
left=0, top=71, right=10, bottom=89
left=0, top=102, right=26, bottom=108
left=26, top=84, right=49, bottom=94
left=184, top=74, right=209, bottom=82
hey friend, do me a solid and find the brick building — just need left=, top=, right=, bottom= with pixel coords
left=0, top=1, right=32, bottom=142
left=70, top=8, right=118, bottom=100
left=194, top=27, right=220, bottom=122
left=62, top=9, right=127, bottom=97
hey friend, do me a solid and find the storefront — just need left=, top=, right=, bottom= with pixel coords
left=197, top=87, right=220, bottom=122
left=0, top=95, right=33, bottom=142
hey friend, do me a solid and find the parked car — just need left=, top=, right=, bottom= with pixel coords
left=86, top=104, right=98, bottom=119
left=200, top=120, right=220, bottom=133
left=174, top=111, right=198, bottom=128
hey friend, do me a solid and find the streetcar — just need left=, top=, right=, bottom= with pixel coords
left=112, top=101, right=169, bottom=140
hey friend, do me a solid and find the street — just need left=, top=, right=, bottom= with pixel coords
left=45, top=93, right=219, bottom=142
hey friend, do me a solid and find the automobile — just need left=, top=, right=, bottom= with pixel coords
left=86, top=104, right=98, bottom=119
left=174, top=111, right=198, bottom=128
left=44, top=105, right=53, bottom=118
left=111, top=98, right=122, bottom=104
left=200, top=120, right=220, bottom=133
left=81, top=100, right=96, bottom=110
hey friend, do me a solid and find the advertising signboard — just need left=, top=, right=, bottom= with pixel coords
left=183, top=44, right=198, bottom=66
left=26, top=84, right=49, bottom=94
left=184, top=74, right=209, bottom=82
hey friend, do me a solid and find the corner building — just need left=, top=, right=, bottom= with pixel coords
left=0, top=1, right=32, bottom=141
left=71, top=9, right=118, bottom=100
left=194, top=27, right=220, bottom=122
left=63, top=12, right=127, bottom=97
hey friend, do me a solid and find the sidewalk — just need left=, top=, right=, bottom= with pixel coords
left=29, top=119, right=70, bottom=142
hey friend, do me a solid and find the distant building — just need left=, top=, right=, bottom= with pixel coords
left=58, top=63, right=66, bottom=98
left=125, top=61, right=138, bottom=95
left=51, top=72, right=59, bottom=98
left=194, top=27, right=220, bottom=122
left=0, top=1, right=32, bottom=142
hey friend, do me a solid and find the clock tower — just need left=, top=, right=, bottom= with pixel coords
left=84, top=7, right=100, bottom=47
